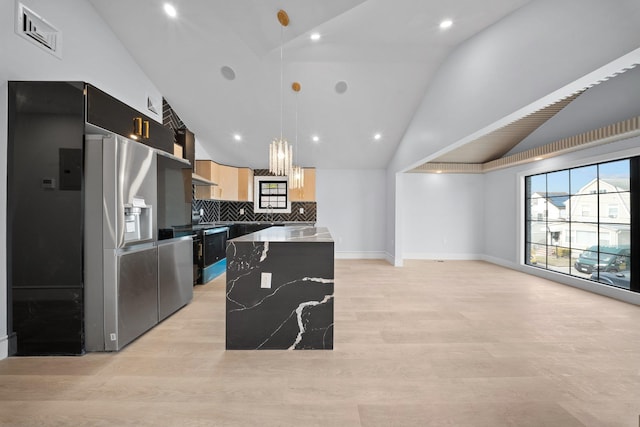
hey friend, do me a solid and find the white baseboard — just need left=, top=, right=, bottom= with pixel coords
left=384, top=252, right=402, bottom=267
left=0, top=335, right=8, bottom=360
left=403, top=253, right=483, bottom=261
left=335, top=251, right=386, bottom=260
left=480, top=254, right=519, bottom=270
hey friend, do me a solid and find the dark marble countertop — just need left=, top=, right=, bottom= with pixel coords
left=230, top=226, right=333, bottom=243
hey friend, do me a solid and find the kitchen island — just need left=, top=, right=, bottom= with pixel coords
left=226, top=226, right=334, bottom=350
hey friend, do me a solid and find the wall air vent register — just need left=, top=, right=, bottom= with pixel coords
left=15, top=2, right=62, bottom=59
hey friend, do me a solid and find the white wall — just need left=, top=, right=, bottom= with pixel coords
left=484, top=136, right=640, bottom=268
left=387, top=171, right=402, bottom=266
left=401, top=173, right=485, bottom=260
left=316, top=169, right=386, bottom=259
left=482, top=167, right=521, bottom=266
left=482, top=136, right=640, bottom=304
left=0, top=0, right=165, bottom=360
left=384, top=0, right=640, bottom=265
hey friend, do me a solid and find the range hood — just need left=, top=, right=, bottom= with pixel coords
left=192, top=173, right=218, bottom=186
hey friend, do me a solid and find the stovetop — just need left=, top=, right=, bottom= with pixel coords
left=159, top=223, right=229, bottom=240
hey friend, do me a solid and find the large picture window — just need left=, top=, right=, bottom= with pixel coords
left=525, top=158, right=637, bottom=292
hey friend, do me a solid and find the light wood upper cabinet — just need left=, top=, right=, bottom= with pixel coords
left=238, top=168, right=254, bottom=202
left=195, top=161, right=314, bottom=202
left=290, top=168, right=316, bottom=201
left=194, top=160, right=254, bottom=201
left=218, top=164, right=238, bottom=201
left=194, top=160, right=219, bottom=199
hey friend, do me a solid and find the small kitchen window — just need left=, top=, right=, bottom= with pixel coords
left=254, top=176, right=291, bottom=213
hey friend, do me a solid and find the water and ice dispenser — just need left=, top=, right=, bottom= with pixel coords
left=123, top=197, right=152, bottom=243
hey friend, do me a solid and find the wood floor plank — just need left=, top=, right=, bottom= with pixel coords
left=1, top=260, right=640, bottom=426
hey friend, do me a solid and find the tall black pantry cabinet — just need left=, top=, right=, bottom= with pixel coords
left=7, top=81, right=174, bottom=356
left=7, top=82, right=85, bottom=355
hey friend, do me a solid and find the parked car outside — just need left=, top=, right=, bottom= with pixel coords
left=590, top=270, right=631, bottom=290
left=574, top=245, right=630, bottom=274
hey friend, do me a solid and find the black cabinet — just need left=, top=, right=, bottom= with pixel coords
left=176, top=128, right=195, bottom=168
left=8, top=81, right=86, bottom=355
left=86, top=85, right=173, bottom=154
left=227, top=224, right=240, bottom=240
left=232, top=223, right=272, bottom=238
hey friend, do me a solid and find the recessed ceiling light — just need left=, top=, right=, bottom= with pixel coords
left=439, top=19, right=453, bottom=29
left=310, top=33, right=321, bottom=41
left=233, top=134, right=242, bottom=141
left=312, top=135, right=320, bottom=142
left=436, top=170, right=443, bottom=174
left=164, top=3, right=177, bottom=18
left=374, top=133, right=382, bottom=140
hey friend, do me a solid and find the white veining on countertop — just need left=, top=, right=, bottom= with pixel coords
left=288, top=294, right=334, bottom=350
left=228, top=276, right=334, bottom=313
left=227, top=242, right=266, bottom=272
left=259, top=241, right=269, bottom=262
left=226, top=271, right=254, bottom=309
left=322, top=323, right=334, bottom=348
left=256, top=309, right=297, bottom=350
left=304, top=277, right=334, bottom=284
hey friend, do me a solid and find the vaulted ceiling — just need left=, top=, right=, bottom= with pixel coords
left=88, top=0, right=532, bottom=169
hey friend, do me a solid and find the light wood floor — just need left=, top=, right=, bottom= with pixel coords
left=1, top=260, right=640, bottom=426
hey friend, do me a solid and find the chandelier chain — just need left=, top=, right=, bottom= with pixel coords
left=280, top=24, right=284, bottom=141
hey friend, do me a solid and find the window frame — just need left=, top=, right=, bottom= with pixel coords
left=522, top=154, right=637, bottom=293
left=253, top=175, right=291, bottom=213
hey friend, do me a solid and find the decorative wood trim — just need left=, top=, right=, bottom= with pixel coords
left=410, top=116, right=640, bottom=174
left=482, top=115, right=640, bottom=172
left=408, top=163, right=483, bottom=174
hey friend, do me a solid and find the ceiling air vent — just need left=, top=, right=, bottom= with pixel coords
left=15, top=2, right=62, bottom=59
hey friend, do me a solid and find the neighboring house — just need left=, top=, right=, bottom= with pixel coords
left=530, top=192, right=569, bottom=220
left=531, top=179, right=630, bottom=250
left=568, top=178, right=630, bottom=223
left=529, top=192, right=568, bottom=248
left=561, top=178, right=630, bottom=250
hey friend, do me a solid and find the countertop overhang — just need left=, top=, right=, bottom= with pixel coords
left=230, top=226, right=332, bottom=243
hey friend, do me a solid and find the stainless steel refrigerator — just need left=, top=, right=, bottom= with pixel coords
left=84, top=134, right=193, bottom=351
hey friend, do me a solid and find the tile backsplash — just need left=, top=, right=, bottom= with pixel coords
left=193, top=199, right=316, bottom=223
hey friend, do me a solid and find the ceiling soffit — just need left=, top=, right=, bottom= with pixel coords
left=410, top=61, right=640, bottom=174
left=410, top=115, right=640, bottom=174
left=431, top=91, right=582, bottom=164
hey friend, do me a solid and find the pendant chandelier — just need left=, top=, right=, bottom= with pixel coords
left=269, top=10, right=293, bottom=177
left=289, top=81, right=304, bottom=189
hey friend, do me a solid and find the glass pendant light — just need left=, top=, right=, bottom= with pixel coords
left=289, top=81, right=304, bottom=189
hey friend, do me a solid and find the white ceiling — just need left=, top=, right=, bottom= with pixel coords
left=88, top=0, right=532, bottom=169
